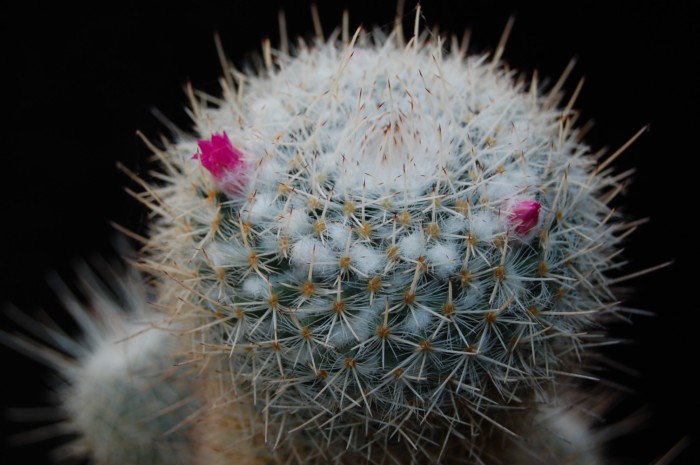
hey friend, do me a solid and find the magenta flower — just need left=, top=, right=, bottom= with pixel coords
left=193, top=132, right=245, bottom=193
left=507, top=199, right=541, bottom=235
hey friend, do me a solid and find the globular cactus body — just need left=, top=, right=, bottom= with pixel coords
left=139, top=15, right=628, bottom=464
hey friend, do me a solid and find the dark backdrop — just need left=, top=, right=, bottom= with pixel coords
left=1, top=1, right=696, bottom=464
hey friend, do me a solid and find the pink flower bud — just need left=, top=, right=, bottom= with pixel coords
left=507, top=200, right=541, bottom=235
left=193, top=132, right=246, bottom=193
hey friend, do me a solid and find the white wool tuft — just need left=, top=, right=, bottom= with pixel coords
left=350, top=243, right=382, bottom=275
left=241, top=276, right=269, bottom=299
left=427, top=242, right=461, bottom=277
left=399, top=232, right=425, bottom=260
left=291, top=236, right=336, bottom=276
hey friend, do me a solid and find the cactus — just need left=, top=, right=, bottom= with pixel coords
left=1, top=260, right=201, bottom=464
left=2, top=6, right=649, bottom=465
left=135, top=9, right=639, bottom=464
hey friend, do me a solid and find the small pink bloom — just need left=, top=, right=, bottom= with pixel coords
left=507, top=200, right=541, bottom=235
left=193, top=132, right=246, bottom=192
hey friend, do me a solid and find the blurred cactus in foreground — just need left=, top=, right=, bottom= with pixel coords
left=1, top=260, right=200, bottom=464
left=3, top=7, right=649, bottom=465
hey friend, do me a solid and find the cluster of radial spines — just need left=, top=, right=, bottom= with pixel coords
left=137, top=21, right=626, bottom=464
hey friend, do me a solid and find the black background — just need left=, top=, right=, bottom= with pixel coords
left=0, top=1, right=696, bottom=464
